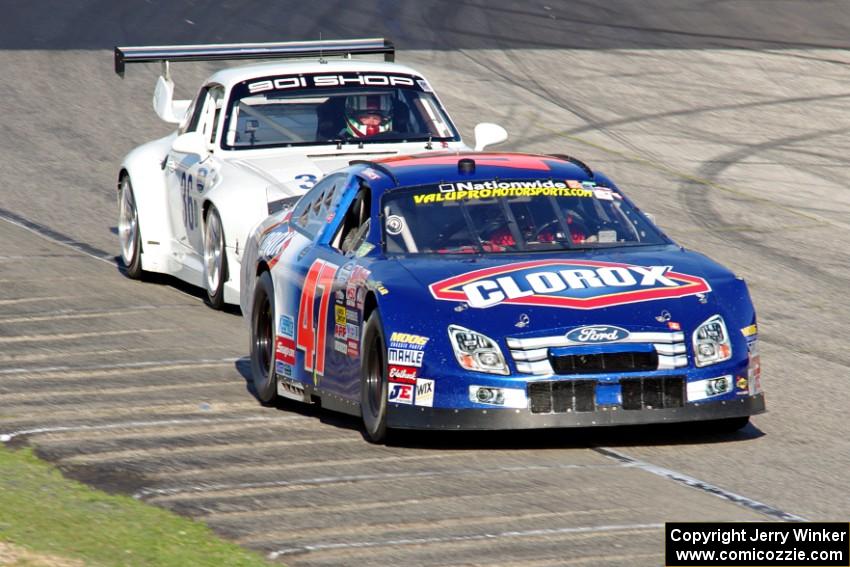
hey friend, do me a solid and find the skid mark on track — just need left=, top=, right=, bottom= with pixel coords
left=30, top=418, right=306, bottom=444
left=0, top=360, right=236, bottom=381
left=156, top=451, right=465, bottom=480
left=0, top=356, right=238, bottom=376
left=65, top=436, right=364, bottom=466
left=138, top=462, right=631, bottom=500
left=0, top=345, right=193, bottom=365
left=0, top=380, right=236, bottom=403
left=0, top=303, right=197, bottom=324
left=472, top=551, right=661, bottom=567
left=0, top=295, right=92, bottom=306
left=594, top=447, right=806, bottom=522
left=0, top=401, right=264, bottom=427
left=239, top=509, right=631, bottom=545
left=0, top=328, right=170, bottom=344
left=0, top=415, right=294, bottom=443
left=266, top=523, right=662, bottom=559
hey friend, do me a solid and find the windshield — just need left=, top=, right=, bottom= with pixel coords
left=222, top=72, right=459, bottom=149
left=382, top=179, right=668, bottom=254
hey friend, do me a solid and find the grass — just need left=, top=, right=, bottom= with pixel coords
left=0, top=445, right=274, bottom=566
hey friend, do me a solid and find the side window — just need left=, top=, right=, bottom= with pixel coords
left=333, top=182, right=372, bottom=254
left=180, top=85, right=224, bottom=147
left=181, top=86, right=209, bottom=135
left=290, top=173, right=347, bottom=239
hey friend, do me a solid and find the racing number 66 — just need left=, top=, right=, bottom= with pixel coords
left=297, top=259, right=339, bottom=376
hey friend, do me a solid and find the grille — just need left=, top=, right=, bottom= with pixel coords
left=507, top=330, right=687, bottom=376
left=550, top=351, right=658, bottom=375
left=621, top=376, right=685, bottom=410
left=529, top=380, right=596, bottom=414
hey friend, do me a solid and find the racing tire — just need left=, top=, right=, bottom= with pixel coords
left=118, top=175, right=144, bottom=279
left=361, top=311, right=390, bottom=443
left=203, top=206, right=228, bottom=309
left=250, top=271, right=278, bottom=405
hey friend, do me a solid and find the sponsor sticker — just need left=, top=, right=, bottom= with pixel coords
left=274, top=337, right=296, bottom=365
left=387, top=348, right=424, bottom=367
left=414, top=179, right=594, bottom=205
left=275, top=361, right=293, bottom=377
left=430, top=259, right=712, bottom=310
left=334, top=340, right=348, bottom=354
left=389, top=332, right=429, bottom=350
left=346, top=323, right=359, bottom=341
left=355, top=242, right=375, bottom=257
left=388, top=382, right=414, bottom=405
left=388, top=364, right=418, bottom=384
left=736, top=375, right=749, bottom=395
left=741, top=324, right=758, bottom=337
left=414, top=378, right=434, bottom=407
left=565, top=325, right=629, bottom=344
left=346, top=308, right=359, bottom=323
left=334, top=305, right=346, bottom=325
left=347, top=339, right=359, bottom=358
left=667, top=321, right=681, bottom=331
left=334, top=324, right=346, bottom=340
left=278, top=315, right=295, bottom=339
left=247, top=73, right=417, bottom=94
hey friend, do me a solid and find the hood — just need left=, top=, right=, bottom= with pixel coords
left=389, top=245, right=747, bottom=338
left=227, top=141, right=463, bottom=196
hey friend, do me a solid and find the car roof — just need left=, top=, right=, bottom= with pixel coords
left=205, top=59, right=426, bottom=87
left=358, top=152, right=599, bottom=195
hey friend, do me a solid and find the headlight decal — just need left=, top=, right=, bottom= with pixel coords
left=692, top=315, right=732, bottom=367
left=448, top=325, right=510, bottom=375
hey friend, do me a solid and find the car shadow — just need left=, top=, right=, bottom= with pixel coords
left=115, top=256, right=242, bottom=315
left=233, top=358, right=764, bottom=448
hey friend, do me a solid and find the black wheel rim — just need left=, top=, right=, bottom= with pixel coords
left=255, top=292, right=273, bottom=386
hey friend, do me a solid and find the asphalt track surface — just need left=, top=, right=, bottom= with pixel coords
left=2, top=2, right=850, bottom=565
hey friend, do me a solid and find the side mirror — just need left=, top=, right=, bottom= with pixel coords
left=473, top=122, right=508, bottom=151
left=171, top=131, right=208, bottom=158
left=153, top=75, right=190, bottom=124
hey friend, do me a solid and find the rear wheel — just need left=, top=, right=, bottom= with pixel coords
left=118, top=176, right=143, bottom=279
left=361, top=311, right=389, bottom=443
left=250, top=271, right=277, bottom=404
left=203, top=206, right=228, bottom=309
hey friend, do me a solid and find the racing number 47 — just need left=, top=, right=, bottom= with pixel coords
left=297, top=259, right=339, bottom=376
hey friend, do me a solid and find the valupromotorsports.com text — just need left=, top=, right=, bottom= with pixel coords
left=665, top=522, right=849, bottom=566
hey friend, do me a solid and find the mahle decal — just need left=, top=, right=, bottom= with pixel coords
left=429, top=259, right=711, bottom=310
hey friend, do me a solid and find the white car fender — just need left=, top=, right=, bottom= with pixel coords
left=119, top=133, right=177, bottom=273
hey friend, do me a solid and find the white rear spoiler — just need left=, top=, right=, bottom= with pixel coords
left=113, top=38, right=395, bottom=77
left=114, top=38, right=396, bottom=124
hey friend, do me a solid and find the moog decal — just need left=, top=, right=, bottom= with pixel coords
left=429, top=260, right=711, bottom=310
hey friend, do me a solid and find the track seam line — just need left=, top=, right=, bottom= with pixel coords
left=593, top=447, right=807, bottom=522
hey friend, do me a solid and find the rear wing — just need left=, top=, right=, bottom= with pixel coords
left=114, top=37, right=395, bottom=77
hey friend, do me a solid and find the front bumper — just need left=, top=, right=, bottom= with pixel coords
left=387, top=393, right=764, bottom=430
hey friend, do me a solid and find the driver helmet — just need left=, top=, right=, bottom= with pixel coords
left=344, top=94, right=393, bottom=137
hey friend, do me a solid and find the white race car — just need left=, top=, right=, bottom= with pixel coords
left=115, top=39, right=507, bottom=308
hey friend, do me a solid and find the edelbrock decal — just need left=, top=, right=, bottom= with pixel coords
left=429, top=260, right=711, bottom=310
left=565, top=325, right=630, bottom=343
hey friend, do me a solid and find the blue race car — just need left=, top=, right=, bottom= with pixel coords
left=240, top=152, right=764, bottom=442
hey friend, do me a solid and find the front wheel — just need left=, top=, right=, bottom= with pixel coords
left=118, top=176, right=143, bottom=279
left=203, top=206, right=228, bottom=309
left=250, top=271, right=278, bottom=404
left=360, top=311, right=389, bottom=443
